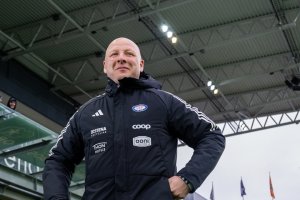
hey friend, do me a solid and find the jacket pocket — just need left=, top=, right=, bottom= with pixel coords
left=129, top=175, right=174, bottom=200
left=128, top=130, right=166, bottom=175
left=85, top=135, right=114, bottom=184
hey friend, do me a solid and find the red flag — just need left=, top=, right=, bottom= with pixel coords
left=269, top=174, right=275, bottom=199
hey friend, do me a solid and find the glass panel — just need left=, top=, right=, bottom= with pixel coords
left=0, top=103, right=57, bottom=150
left=0, top=103, right=85, bottom=184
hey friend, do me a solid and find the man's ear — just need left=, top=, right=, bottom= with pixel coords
left=140, top=59, right=144, bottom=72
left=103, top=61, right=107, bottom=74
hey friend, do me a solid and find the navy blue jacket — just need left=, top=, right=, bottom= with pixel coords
left=43, top=73, right=225, bottom=200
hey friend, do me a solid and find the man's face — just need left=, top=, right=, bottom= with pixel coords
left=103, top=38, right=144, bottom=83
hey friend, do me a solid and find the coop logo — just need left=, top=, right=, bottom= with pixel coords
left=132, top=104, right=148, bottom=112
left=133, top=136, right=151, bottom=147
left=92, top=142, right=107, bottom=154
left=132, top=124, right=151, bottom=130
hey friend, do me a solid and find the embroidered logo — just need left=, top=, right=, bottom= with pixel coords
left=92, top=142, right=107, bottom=154
left=133, top=136, right=151, bottom=147
left=92, top=109, right=103, bottom=117
left=132, top=124, right=151, bottom=130
left=132, top=104, right=148, bottom=112
left=90, top=127, right=107, bottom=137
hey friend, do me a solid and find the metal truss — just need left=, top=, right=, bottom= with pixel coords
left=191, top=86, right=300, bottom=133
left=40, top=7, right=300, bottom=68
left=220, top=110, right=300, bottom=136
left=157, top=52, right=295, bottom=93
left=0, top=0, right=198, bottom=99
left=42, top=9, right=299, bottom=95
left=0, top=30, right=93, bottom=99
left=2, top=3, right=298, bottom=96
left=1, top=0, right=195, bottom=60
left=66, top=47, right=295, bottom=99
left=178, top=110, right=300, bottom=147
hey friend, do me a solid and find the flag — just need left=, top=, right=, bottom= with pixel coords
left=240, top=178, right=246, bottom=197
left=210, top=183, right=215, bottom=200
left=269, top=174, right=275, bottom=199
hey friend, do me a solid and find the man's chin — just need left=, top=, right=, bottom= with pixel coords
left=117, top=75, right=129, bottom=81
left=114, top=73, right=139, bottom=82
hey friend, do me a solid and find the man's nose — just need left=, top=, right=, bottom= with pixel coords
left=117, top=53, right=126, bottom=63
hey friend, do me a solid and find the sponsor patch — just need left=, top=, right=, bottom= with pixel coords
left=90, top=127, right=107, bottom=137
left=132, top=124, right=151, bottom=130
left=133, top=136, right=151, bottom=147
left=92, top=142, right=107, bottom=154
left=132, top=104, right=148, bottom=112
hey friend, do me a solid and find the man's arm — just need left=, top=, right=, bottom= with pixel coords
left=43, top=114, right=84, bottom=200
left=166, top=92, right=225, bottom=195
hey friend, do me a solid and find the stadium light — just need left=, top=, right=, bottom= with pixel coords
left=161, top=25, right=168, bottom=32
left=171, top=36, right=178, bottom=43
left=167, top=31, right=173, bottom=38
left=207, top=81, right=212, bottom=87
left=213, top=88, right=219, bottom=95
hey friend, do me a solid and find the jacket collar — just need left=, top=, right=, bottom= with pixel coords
left=105, top=72, right=162, bottom=96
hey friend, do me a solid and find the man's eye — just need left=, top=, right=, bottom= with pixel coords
left=127, top=52, right=135, bottom=56
left=110, top=53, right=118, bottom=56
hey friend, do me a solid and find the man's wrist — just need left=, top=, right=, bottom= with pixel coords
left=179, top=176, right=194, bottom=193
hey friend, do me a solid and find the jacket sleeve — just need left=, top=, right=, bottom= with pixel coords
left=42, top=112, right=84, bottom=200
left=165, top=92, right=225, bottom=192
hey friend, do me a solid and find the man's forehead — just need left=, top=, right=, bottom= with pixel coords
left=106, top=38, right=139, bottom=52
left=107, top=45, right=136, bottom=51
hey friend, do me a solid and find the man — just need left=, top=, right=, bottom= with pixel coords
left=43, top=37, right=225, bottom=200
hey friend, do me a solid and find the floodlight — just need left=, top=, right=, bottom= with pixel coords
left=167, top=31, right=173, bottom=38
left=207, top=81, right=212, bottom=87
left=213, top=88, right=219, bottom=95
left=161, top=25, right=168, bottom=32
left=171, top=36, right=178, bottom=43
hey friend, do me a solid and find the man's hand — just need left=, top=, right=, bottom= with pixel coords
left=168, top=176, right=189, bottom=199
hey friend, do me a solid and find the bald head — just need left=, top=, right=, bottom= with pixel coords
left=105, top=37, right=142, bottom=59
left=103, top=37, right=144, bottom=83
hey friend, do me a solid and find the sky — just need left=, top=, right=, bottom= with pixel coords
left=177, top=123, right=300, bottom=200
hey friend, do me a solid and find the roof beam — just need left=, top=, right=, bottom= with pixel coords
left=66, top=52, right=294, bottom=97
left=46, top=0, right=106, bottom=51
left=219, top=110, right=300, bottom=136
left=20, top=9, right=297, bottom=72
left=192, top=85, right=300, bottom=118
left=0, top=30, right=93, bottom=99
left=2, top=0, right=196, bottom=60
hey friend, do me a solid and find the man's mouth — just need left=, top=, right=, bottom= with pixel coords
left=115, top=66, right=129, bottom=70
